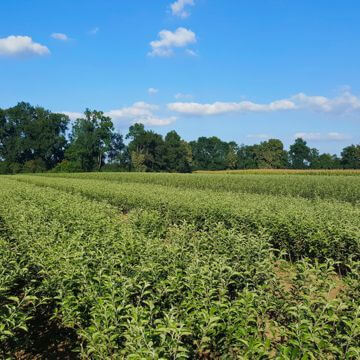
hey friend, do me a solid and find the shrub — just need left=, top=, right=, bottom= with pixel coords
left=51, top=160, right=82, bottom=173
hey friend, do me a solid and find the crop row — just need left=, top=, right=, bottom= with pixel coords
left=195, top=169, right=360, bottom=176
left=40, top=172, right=360, bottom=204
left=1, top=178, right=360, bottom=358
left=12, top=175, right=360, bottom=267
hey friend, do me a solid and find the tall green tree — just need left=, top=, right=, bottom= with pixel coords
left=107, top=133, right=126, bottom=163
left=126, top=123, right=164, bottom=172
left=161, top=130, right=192, bottom=172
left=66, top=109, right=120, bottom=171
left=341, top=144, right=360, bottom=169
left=311, top=153, right=341, bottom=169
left=0, top=102, right=69, bottom=171
left=255, top=139, right=288, bottom=168
left=289, top=138, right=312, bottom=169
left=190, top=136, right=229, bottom=170
left=237, top=144, right=258, bottom=169
left=226, top=141, right=239, bottom=169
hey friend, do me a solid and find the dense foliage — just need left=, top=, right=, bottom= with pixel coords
left=13, top=174, right=360, bottom=265
left=40, top=171, right=360, bottom=204
left=1, top=103, right=360, bottom=174
left=0, top=173, right=359, bottom=358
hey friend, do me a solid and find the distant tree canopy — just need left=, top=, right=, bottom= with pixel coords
left=341, top=144, right=360, bottom=169
left=190, top=136, right=231, bottom=170
left=64, top=109, right=120, bottom=172
left=0, top=102, right=359, bottom=174
left=0, top=102, right=69, bottom=173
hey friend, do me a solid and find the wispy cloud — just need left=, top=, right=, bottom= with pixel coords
left=294, top=132, right=352, bottom=141
left=175, top=93, right=193, bottom=100
left=171, top=0, right=195, bottom=18
left=89, top=27, right=99, bottom=35
left=168, top=99, right=295, bottom=115
left=185, top=49, right=198, bottom=57
left=51, top=33, right=69, bottom=41
left=149, top=27, right=196, bottom=57
left=0, top=35, right=50, bottom=57
left=148, top=88, right=159, bottom=95
left=246, top=134, right=271, bottom=140
left=63, top=103, right=176, bottom=126
left=168, top=91, right=360, bottom=116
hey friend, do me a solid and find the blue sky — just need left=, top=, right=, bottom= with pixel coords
left=1, top=0, right=359, bottom=154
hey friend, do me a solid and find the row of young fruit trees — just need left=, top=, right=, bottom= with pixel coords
left=0, top=172, right=360, bottom=358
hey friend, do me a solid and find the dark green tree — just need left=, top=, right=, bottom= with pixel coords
left=341, top=144, right=360, bottom=169
left=0, top=102, right=69, bottom=171
left=237, top=144, right=259, bottom=169
left=161, top=130, right=192, bottom=172
left=65, top=109, right=118, bottom=171
left=107, top=133, right=126, bottom=163
left=311, top=153, right=341, bottom=169
left=190, top=136, right=229, bottom=170
left=289, top=138, right=312, bottom=169
left=126, top=123, right=164, bottom=172
left=226, top=141, right=239, bottom=169
left=255, top=139, right=288, bottom=168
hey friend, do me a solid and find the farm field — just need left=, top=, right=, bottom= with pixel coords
left=1, top=173, right=360, bottom=359
left=195, top=169, right=360, bottom=176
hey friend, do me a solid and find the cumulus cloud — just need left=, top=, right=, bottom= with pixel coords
left=294, top=132, right=352, bottom=141
left=0, top=35, right=50, bottom=56
left=291, top=91, right=360, bottom=114
left=106, top=102, right=176, bottom=126
left=171, top=0, right=195, bottom=18
left=148, top=88, right=159, bottom=95
left=51, top=33, right=68, bottom=41
left=61, top=111, right=83, bottom=121
left=168, top=91, right=360, bottom=116
left=149, top=27, right=196, bottom=57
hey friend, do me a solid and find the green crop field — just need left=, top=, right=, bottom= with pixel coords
left=1, top=173, right=360, bottom=359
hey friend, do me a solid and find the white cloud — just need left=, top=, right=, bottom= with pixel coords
left=106, top=102, right=176, bottom=126
left=89, top=27, right=99, bottom=35
left=168, top=91, right=360, bottom=116
left=175, top=93, right=193, bottom=100
left=292, top=91, right=360, bottom=114
left=62, top=103, right=176, bottom=127
left=61, top=111, right=83, bottom=121
left=168, top=99, right=296, bottom=115
left=0, top=35, right=50, bottom=56
left=246, top=134, right=271, bottom=140
left=294, top=132, right=352, bottom=141
left=51, top=33, right=69, bottom=41
left=171, top=0, right=195, bottom=18
left=148, top=88, right=159, bottom=95
left=139, top=115, right=177, bottom=126
left=149, top=27, right=196, bottom=57
left=185, top=49, right=198, bottom=57
left=106, top=102, right=158, bottom=119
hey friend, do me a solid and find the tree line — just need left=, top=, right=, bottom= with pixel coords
left=0, top=102, right=359, bottom=174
